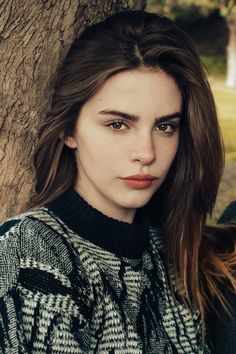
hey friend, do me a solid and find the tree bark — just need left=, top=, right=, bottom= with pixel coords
left=0, top=0, right=146, bottom=221
left=226, top=18, right=236, bottom=88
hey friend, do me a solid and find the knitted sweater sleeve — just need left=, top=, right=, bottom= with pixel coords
left=0, top=214, right=91, bottom=354
left=0, top=218, right=26, bottom=353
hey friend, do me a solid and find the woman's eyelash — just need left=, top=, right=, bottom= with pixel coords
left=107, top=120, right=128, bottom=131
left=156, top=123, right=177, bottom=133
left=106, top=120, right=179, bottom=134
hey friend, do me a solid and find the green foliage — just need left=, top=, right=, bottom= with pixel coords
left=146, top=0, right=236, bottom=20
left=147, top=0, right=217, bottom=20
left=210, top=78, right=236, bottom=160
left=210, top=79, right=236, bottom=221
left=201, top=55, right=226, bottom=77
left=217, top=0, right=236, bottom=17
left=212, top=79, right=236, bottom=122
left=221, top=120, right=236, bottom=156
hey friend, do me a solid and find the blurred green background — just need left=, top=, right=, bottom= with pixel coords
left=147, top=1, right=236, bottom=222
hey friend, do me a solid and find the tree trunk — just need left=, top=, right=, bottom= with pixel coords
left=0, top=0, right=146, bottom=221
left=226, top=18, right=236, bottom=88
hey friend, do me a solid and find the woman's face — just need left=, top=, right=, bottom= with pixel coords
left=65, top=68, right=182, bottom=223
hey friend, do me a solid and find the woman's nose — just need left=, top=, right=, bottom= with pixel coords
left=129, top=135, right=156, bottom=165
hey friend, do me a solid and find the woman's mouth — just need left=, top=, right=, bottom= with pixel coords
left=120, top=174, right=157, bottom=189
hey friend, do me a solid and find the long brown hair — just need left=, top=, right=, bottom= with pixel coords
left=32, top=10, right=236, bottom=323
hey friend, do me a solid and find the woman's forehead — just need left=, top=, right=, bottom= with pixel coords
left=81, top=68, right=182, bottom=114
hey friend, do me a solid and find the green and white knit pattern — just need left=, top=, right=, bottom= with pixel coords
left=0, top=208, right=210, bottom=353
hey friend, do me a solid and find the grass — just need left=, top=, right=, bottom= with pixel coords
left=208, top=77, right=236, bottom=222
left=211, top=79, right=236, bottom=158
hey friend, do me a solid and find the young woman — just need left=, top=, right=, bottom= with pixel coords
left=0, top=10, right=235, bottom=354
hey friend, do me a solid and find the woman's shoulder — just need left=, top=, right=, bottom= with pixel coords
left=0, top=209, right=46, bottom=258
left=0, top=206, right=76, bottom=258
left=0, top=207, right=51, bottom=234
left=0, top=207, right=75, bottom=296
left=0, top=206, right=68, bottom=241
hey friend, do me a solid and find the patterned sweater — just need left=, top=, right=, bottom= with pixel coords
left=0, top=187, right=210, bottom=353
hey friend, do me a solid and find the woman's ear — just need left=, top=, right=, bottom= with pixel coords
left=64, top=136, right=77, bottom=149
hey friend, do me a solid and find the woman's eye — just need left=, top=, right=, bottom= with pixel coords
left=107, top=120, right=128, bottom=131
left=156, top=123, right=175, bottom=133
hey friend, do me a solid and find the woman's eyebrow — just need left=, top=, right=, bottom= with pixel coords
left=98, top=109, right=182, bottom=123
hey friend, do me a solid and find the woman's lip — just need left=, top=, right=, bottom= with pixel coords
left=121, top=179, right=155, bottom=189
left=122, top=174, right=156, bottom=181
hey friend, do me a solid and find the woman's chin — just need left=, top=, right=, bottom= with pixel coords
left=119, top=194, right=153, bottom=210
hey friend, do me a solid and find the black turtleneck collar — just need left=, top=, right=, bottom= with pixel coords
left=45, top=187, right=150, bottom=259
